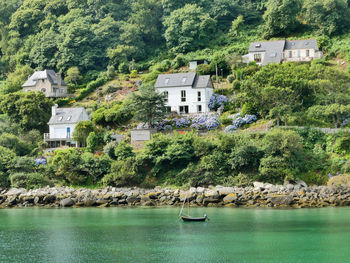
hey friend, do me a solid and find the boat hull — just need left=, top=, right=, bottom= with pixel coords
left=181, top=216, right=207, bottom=222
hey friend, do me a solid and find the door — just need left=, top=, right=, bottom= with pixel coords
left=67, top=127, right=71, bottom=138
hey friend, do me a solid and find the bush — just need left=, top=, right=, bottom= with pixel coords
left=118, top=62, right=129, bottom=74
left=9, top=172, right=27, bottom=188
left=114, top=142, right=135, bottom=161
left=231, top=80, right=241, bottom=91
left=102, top=158, right=143, bottom=186
left=103, top=141, right=119, bottom=159
left=196, top=64, right=212, bottom=75
left=172, top=54, right=187, bottom=69
left=227, top=75, right=235, bottom=83
left=328, top=174, right=350, bottom=187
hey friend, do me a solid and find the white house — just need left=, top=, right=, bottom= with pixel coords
left=22, top=69, right=69, bottom=98
left=242, top=39, right=323, bottom=66
left=44, top=105, right=89, bottom=149
left=155, top=72, right=214, bottom=114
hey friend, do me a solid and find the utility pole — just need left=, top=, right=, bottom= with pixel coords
left=216, top=63, right=218, bottom=90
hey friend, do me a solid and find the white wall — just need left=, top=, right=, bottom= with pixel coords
left=49, top=124, right=76, bottom=139
left=157, top=86, right=213, bottom=114
left=247, top=52, right=265, bottom=65
left=284, top=48, right=317, bottom=61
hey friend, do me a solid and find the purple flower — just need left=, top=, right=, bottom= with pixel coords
left=208, top=94, right=228, bottom=111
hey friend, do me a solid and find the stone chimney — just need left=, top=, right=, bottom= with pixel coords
left=57, top=73, right=62, bottom=87
left=52, top=104, right=58, bottom=117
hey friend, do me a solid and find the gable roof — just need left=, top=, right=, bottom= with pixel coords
left=285, top=39, right=319, bottom=50
left=23, top=70, right=67, bottom=87
left=155, top=72, right=196, bottom=88
left=48, top=107, right=86, bottom=125
left=193, top=75, right=212, bottom=88
left=248, top=40, right=286, bottom=65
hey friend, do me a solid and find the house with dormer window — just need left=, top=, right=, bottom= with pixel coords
left=44, top=105, right=89, bottom=149
left=242, top=39, right=323, bottom=66
left=155, top=72, right=214, bottom=114
left=22, top=70, right=69, bottom=98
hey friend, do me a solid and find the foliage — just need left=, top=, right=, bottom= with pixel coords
left=114, top=141, right=135, bottom=161
left=131, top=85, right=166, bottom=128
left=65, top=67, right=82, bottom=85
left=0, top=92, right=52, bottom=133
left=73, top=120, right=95, bottom=146
left=92, top=100, right=133, bottom=127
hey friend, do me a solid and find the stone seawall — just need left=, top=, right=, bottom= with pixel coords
left=1, top=182, right=350, bottom=209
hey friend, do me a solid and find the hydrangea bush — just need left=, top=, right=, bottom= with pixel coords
left=224, top=113, right=257, bottom=133
left=208, top=94, right=228, bottom=111
left=154, top=114, right=220, bottom=131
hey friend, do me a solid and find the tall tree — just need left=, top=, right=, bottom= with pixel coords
left=262, top=0, right=300, bottom=38
left=131, top=85, right=166, bottom=128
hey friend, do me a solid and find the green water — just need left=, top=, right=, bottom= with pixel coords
left=1, top=207, right=350, bottom=263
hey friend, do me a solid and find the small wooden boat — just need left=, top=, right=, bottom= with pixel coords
left=179, top=191, right=208, bottom=222
left=181, top=215, right=207, bottom=222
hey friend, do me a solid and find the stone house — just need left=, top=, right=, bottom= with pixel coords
left=22, top=70, right=69, bottom=98
left=44, top=105, right=89, bottom=149
left=242, top=39, right=323, bottom=66
left=155, top=72, right=214, bottom=114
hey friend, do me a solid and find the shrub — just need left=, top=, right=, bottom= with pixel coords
left=114, top=142, right=135, bottom=161
left=227, top=74, right=235, bottom=83
left=9, top=172, right=27, bottom=188
left=118, top=62, right=129, bottom=74
left=102, top=158, right=143, bottom=186
left=129, top=70, right=138, bottom=78
left=328, top=174, right=350, bottom=187
left=196, top=64, right=212, bottom=75
left=172, top=54, right=187, bottom=69
left=103, top=141, right=119, bottom=159
left=231, top=80, right=241, bottom=91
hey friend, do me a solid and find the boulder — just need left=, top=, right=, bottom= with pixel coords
left=253, top=182, right=265, bottom=189
left=218, top=187, right=235, bottom=196
left=270, top=195, right=293, bottom=206
left=223, top=193, right=238, bottom=204
left=43, top=195, right=56, bottom=204
left=60, top=198, right=74, bottom=207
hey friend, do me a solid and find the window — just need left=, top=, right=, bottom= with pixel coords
left=298, top=50, right=301, bottom=58
left=67, top=116, right=72, bottom=121
left=197, top=105, right=202, bottom=113
left=306, top=50, right=310, bottom=57
left=197, top=91, right=201, bottom=102
left=289, top=51, right=292, bottom=58
left=166, top=106, right=171, bottom=113
left=182, top=77, right=187, bottom=84
left=254, top=54, right=261, bottom=63
left=60, top=89, right=65, bottom=94
left=181, top=90, right=186, bottom=102
left=164, top=78, right=170, bottom=85
left=163, top=91, right=168, bottom=103
left=58, top=116, right=63, bottom=121
left=179, top=106, right=189, bottom=114
left=255, top=44, right=261, bottom=48
left=269, top=53, right=277, bottom=58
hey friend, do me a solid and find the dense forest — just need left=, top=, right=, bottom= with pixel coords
left=1, top=0, right=350, bottom=80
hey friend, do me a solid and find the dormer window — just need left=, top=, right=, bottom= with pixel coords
left=182, top=77, right=187, bottom=84
left=164, top=78, right=170, bottom=85
left=67, top=116, right=72, bottom=121
left=255, top=44, right=261, bottom=48
left=269, top=53, right=277, bottom=58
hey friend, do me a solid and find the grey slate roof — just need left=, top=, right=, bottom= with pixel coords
left=48, top=107, right=85, bottom=125
left=193, top=75, right=211, bottom=88
left=249, top=40, right=286, bottom=65
left=155, top=73, right=212, bottom=89
left=285, top=39, right=319, bottom=50
left=155, top=72, right=196, bottom=88
left=23, top=70, right=67, bottom=87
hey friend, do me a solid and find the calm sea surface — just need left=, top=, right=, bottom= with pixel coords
left=1, top=207, right=350, bottom=263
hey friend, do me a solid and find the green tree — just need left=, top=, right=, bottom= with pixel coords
left=0, top=91, right=52, bottom=132
left=163, top=4, right=216, bottom=53
left=131, top=85, right=166, bottom=128
left=72, top=120, right=95, bottom=146
left=263, top=0, right=300, bottom=38
left=1, top=65, right=34, bottom=94
left=65, top=67, right=82, bottom=85
left=302, top=0, right=350, bottom=35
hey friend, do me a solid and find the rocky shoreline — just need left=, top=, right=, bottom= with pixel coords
left=1, top=182, right=350, bottom=209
